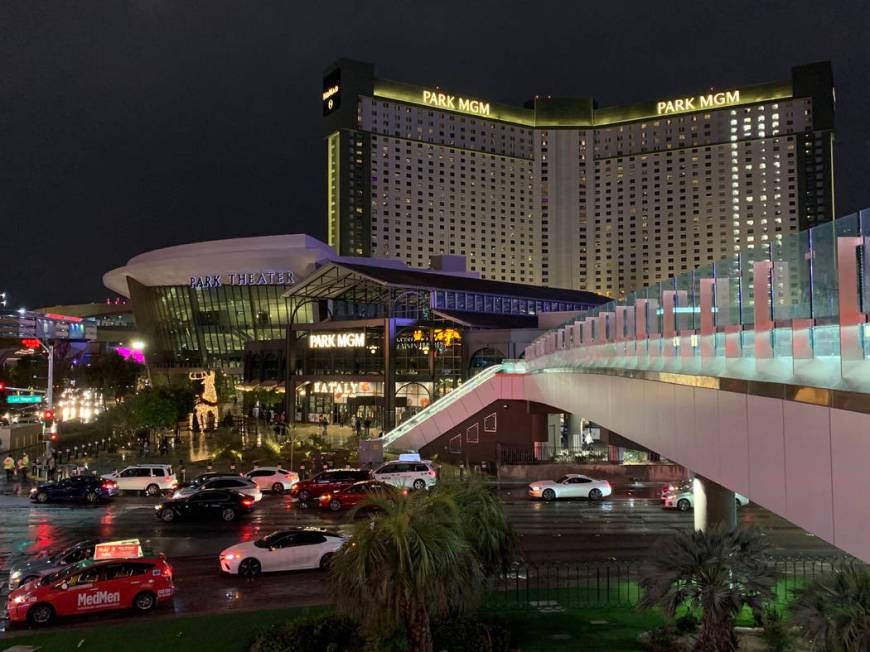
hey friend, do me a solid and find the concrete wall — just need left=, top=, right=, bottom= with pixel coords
left=523, top=372, right=870, bottom=562
left=0, top=424, right=43, bottom=454
left=419, top=399, right=550, bottom=466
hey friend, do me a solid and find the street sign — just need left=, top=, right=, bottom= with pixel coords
left=7, top=395, right=42, bottom=404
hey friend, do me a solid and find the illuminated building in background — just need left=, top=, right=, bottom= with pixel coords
left=323, top=59, right=834, bottom=298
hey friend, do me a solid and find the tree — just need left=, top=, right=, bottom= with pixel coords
left=81, top=351, right=140, bottom=399
left=638, top=525, right=776, bottom=652
left=440, top=481, right=516, bottom=576
left=328, top=489, right=484, bottom=652
left=790, top=561, right=870, bottom=652
left=128, top=389, right=177, bottom=436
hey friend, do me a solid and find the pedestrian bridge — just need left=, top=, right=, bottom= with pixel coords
left=385, top=210, right=870, bottom=562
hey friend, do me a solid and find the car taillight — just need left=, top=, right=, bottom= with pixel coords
left=428, top=470, right=436, bottom=477
left=241, top=498, right=254, bottom=507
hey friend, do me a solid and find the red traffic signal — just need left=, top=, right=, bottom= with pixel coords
left=0, top=381, right=5, bottom=392
left=43, top=409, right=55, bottom=422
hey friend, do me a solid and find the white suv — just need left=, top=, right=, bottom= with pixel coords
left=373, top=461, right=437, bottom=490
left=103, top=464, right=177, bottom=496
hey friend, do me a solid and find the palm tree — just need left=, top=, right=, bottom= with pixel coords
left=439, top=480, right=516, bottom=575
left=638, top=525, right=776, bottom=652
left=790, top=560, right=870, bottom=651
left=327, top=488, right=483, bottom=652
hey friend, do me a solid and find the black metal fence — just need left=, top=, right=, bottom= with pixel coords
left=486, top=556, right=850, bottom=610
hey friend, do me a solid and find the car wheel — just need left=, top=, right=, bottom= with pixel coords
left=677, top=498, right=692, bottom=512
left=238, top=558, right=261, bottom=577
left=145, top=484, right=160, bottom=496
left=36, top=491, right=49, bottom=504
left=85, top=491, right=98, bottom=504
left=329, top=499, right=342, bottom=512
left=412, top=479, right=426, bottom=491
left=221, top=508, right=237, bottom=522
left=160, top=508, right=176, bottom=522
left=319, top=553, right=333, bottom=570
left=133, top=591, right=156, bottom=613
left=298, top=489, right=311, bottom=502
left=271, top=482, right=284, bottom=494
left=27, top=603, right=54, bottom=626
left=588, top=488, right=603, bottom=501
left=542, top=488, right=556, bottom=502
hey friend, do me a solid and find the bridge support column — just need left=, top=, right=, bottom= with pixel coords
left=692, top=475, right=736, bottom=532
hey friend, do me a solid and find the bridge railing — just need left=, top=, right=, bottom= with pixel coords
left=526, top=209, right=870, bottom=393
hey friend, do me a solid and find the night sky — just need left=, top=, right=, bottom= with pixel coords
left=2, top=1, right=869, bottom=307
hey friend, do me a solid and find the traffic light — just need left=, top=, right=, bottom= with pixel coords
left=0, top=381, right=6, bottom=405
left=42, top=409, right=54, bottom=428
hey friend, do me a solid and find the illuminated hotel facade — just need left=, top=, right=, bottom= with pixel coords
left=323, top=59, right=834, bottom=298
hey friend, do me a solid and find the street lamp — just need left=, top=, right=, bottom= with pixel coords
left=130, top=340, right=152, bottom=386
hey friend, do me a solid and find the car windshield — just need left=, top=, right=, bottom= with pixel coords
left=255, top=532, right=287, bottom=548
left=40, top=561, right=84, bottom=586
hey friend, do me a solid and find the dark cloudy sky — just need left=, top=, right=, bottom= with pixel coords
left=2, top=0, right=869, bottom=307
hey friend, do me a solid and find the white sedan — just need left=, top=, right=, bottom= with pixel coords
left=664, top=489, right=750, bottom=511
left=219, top=528, right=345, bottom=577
left=244, top=467, right=299, bottom=494
left=528, top=474, right=612, bottom=501
left=172, top=475, right=262, bottom=502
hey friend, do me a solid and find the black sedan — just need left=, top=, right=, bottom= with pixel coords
left=30, top=475, right=118, bottom=504
left=154, top=489, right=255, bottom=523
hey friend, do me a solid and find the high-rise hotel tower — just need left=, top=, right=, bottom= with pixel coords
left=323, top=59, right=834, bottom=298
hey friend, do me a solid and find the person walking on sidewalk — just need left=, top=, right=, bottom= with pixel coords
left=17, top=453, right=30, bottom=482
left=3, top=454, right=14, bottom=481
left=47, top=454, right=57, bottom=481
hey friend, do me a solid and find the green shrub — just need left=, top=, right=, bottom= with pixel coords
left=251, top=612, right=361, bottom=652
left=674, top=613, right=698, bottom=635
left=431, top=616, right=512, bottom=652
left=761, top=607, right=793, bottom=652
left=642, top=624, right=680, bottom=652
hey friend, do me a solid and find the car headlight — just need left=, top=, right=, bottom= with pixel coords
left=154, top=505, right=162, bottom=511
left=13, top=594, right=32, bottom=604
left=10, top=570, right=21, bottom=579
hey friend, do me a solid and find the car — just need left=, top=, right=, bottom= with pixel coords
left=244, top=466, right=299, bottom=494
left=372, top=460, right=437, bottom=490
left=102, top=464, right=177, bottom=496
left=317, top=480, right=399, bottom=512
left=664, top=489, right=750, bottom=511
left=659, top=480, right=692, bottom=502
left=8, top=540, right=100, bottom=591
left=527, top=474, right=612, bottom=501
left=6, top=556, right=174, bottom=625
left=290, top=468, right=373, bottom=502
left=154, top=489, right=255, bottom=522
left=30, top=476, right=118, bottom=505
left=219, top=528, right=346, bottom=577
left=172, top=475, right=262, bottom=502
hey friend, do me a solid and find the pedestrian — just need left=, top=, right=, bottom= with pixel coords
left=3, top=454, right=14, bottom=481
left=178, top=460, right=186, bottom=484
left=320, top=415, right=328, bottom=436
left=363, top=418, right=372, bottom=438
left=355, top=417, right=362, bottom=437
left=17, top=453, right=29, bottom=482
left=47, top=454, right=57, bottom=481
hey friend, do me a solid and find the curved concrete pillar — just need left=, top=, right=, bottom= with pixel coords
left=693, top=475, right=736, bottom=532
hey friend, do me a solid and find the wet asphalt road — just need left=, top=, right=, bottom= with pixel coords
left=0, top=481, right=840, bottom=632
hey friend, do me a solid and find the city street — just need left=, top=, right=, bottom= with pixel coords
left=0, top=482, right=840, bottom=632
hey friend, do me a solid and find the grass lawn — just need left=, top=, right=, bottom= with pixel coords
left=0, top=605, right=327, bottom=652
left=486, top=606, right=665, bottom=652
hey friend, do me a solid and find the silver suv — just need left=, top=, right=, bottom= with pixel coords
left=373, top=461, right=437, bottom=490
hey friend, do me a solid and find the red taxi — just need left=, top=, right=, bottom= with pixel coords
left=6, top=555, right=174, bottom=625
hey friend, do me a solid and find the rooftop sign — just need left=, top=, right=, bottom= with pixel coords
left=656, top=90, right=741, bottom=115
left=422, top=90, right=490, bottom=117
left=190, top=271, right=296, bottom=289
